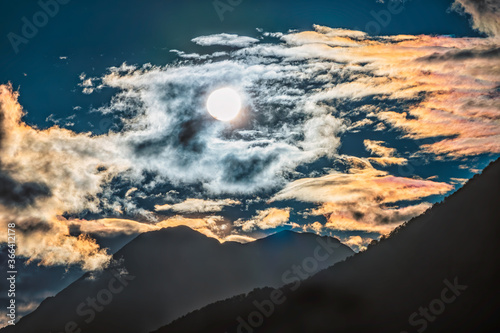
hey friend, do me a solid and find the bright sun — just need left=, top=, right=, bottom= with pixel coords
left=206, top=87, right=242, bottom=121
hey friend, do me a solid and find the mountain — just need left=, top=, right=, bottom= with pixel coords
left=157, top=157, right=500, bottom=333
left=2, top=227, right=353, bottom=333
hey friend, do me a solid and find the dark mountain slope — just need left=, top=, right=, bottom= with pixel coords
left=2, top=227, right=353, bottom=333
left=159, top=157, right=500, bottom=333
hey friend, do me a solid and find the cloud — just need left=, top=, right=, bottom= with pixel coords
left=95, top=48, right=347, bottom=194
left=71, top=215, right=243, bottom=244
left=272, top=164, right=453, bottom=205
left=192, top=33, right=259, bottom=47
left=364, top=139, right=397, bottom=158
left=450, top=177, right=468, bottom=185
left=15, top=217, right=111, bottom=271
left=0, top=171, right=51, bottom=207
left=299, top=223, right=376, bottom=251
left=302, top=221, right=324, bottom=234
left=0, top=312, right=10, bottom=329
left=324, top=34, right=500, bottom=157
left=452, top=0, right=500, bottom=37
left=339, top=235, right=374, bottom=252
left=70, top=218, right=160, bottom=236
left=224, top=234, right=256, bottom=243
left=321, top=202, right=433, bottom=233
left=156, top=215, right=238, bottom=242
left=272, top=163, right=453, bottom=233
left=0, top=85, right=126, bottom=270
left=364, top=139, right=408, bottom=166
left=92, top=26, right=500, bottom=190
left=235, top=208, right=293, bottom=232
left=154, top=198, right=241, bottom=213
left=419, top=46, right=500, bottom=62
left=366, top=157, right=409, bottom=166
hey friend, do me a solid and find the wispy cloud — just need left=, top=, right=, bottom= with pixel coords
left=272, top=161, right=453, bottom=233
left=192, top=33, right=259, bottom=47
left=364, top=139, right=408, bottom=166
left=155, top=198, right=241, bottom=213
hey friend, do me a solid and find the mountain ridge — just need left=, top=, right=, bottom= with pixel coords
left=157, top=157, right=500, bottom=333
left=2, top=225, right=353, bottom=333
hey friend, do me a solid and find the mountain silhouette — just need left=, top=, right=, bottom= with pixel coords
left=2, top=227, right=353, bottom=333
left=157, top=157, right=500, bottom=333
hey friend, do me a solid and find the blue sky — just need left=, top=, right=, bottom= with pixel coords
left=0, top=0, right=482, bottom=131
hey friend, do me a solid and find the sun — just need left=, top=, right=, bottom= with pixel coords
left=206, top=87, right=242, bottom=121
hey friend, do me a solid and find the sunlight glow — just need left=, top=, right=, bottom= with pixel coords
left=206, top=87, right=242, bottom=121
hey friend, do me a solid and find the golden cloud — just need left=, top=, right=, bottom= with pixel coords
left=272, top=163, right=453, bottom=233
left=364, top=140, right=408, bottom=166
left=0, top=84, right=128, bottom=270
left=235, top=208, right=293, bottom=232
left=339, top=235, right=374, bottom=252
left=296, top=27, right=500, bottom=157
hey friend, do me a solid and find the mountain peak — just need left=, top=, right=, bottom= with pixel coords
left=3, top=221, right=353, bottom=333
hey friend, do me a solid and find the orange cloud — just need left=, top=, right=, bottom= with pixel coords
left=272, top=163, right=453, bottom=233
left=339, top=235, right=374, bottom=252
left=364, top=140, right=408, bottom=166
left=0, top=84, right=128, bottom=270
left=235, top=208, right=293, bottom=232
left=70, top=215, right=254, bottom=244
left=295, top=27, right=500, bottom=158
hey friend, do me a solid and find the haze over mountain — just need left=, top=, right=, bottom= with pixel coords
left=1, top=227, right=353, bottom=333
left=158, top=157, right=500, bottom=333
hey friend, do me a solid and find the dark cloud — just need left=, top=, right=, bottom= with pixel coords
left=177, top=118, right=209, bottom=152
left=222, top=153, right=278, bottom=184
left=13, top=218, right=53, bottom=234
left=133, top=118, right=209, bottom=159
left=0, top=88, right=52, bottom=208
left=0, top=111, right=5, bottom=148
left=0, top=168, right=51, bottom=208
left=419, top=47, right=500, bottom=62
left=353, top=211, right=365, bottom=220
left=133, top=135, right=172, bottom=156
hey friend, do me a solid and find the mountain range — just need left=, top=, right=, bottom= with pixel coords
left=6, top=157, right=500, bottom=333
left=2, top=225, right=353, bottom=332
left=157, top=157, right=500, bottom=333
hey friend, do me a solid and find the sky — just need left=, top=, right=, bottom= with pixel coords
left=1, top=0, right=500, bottom=326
